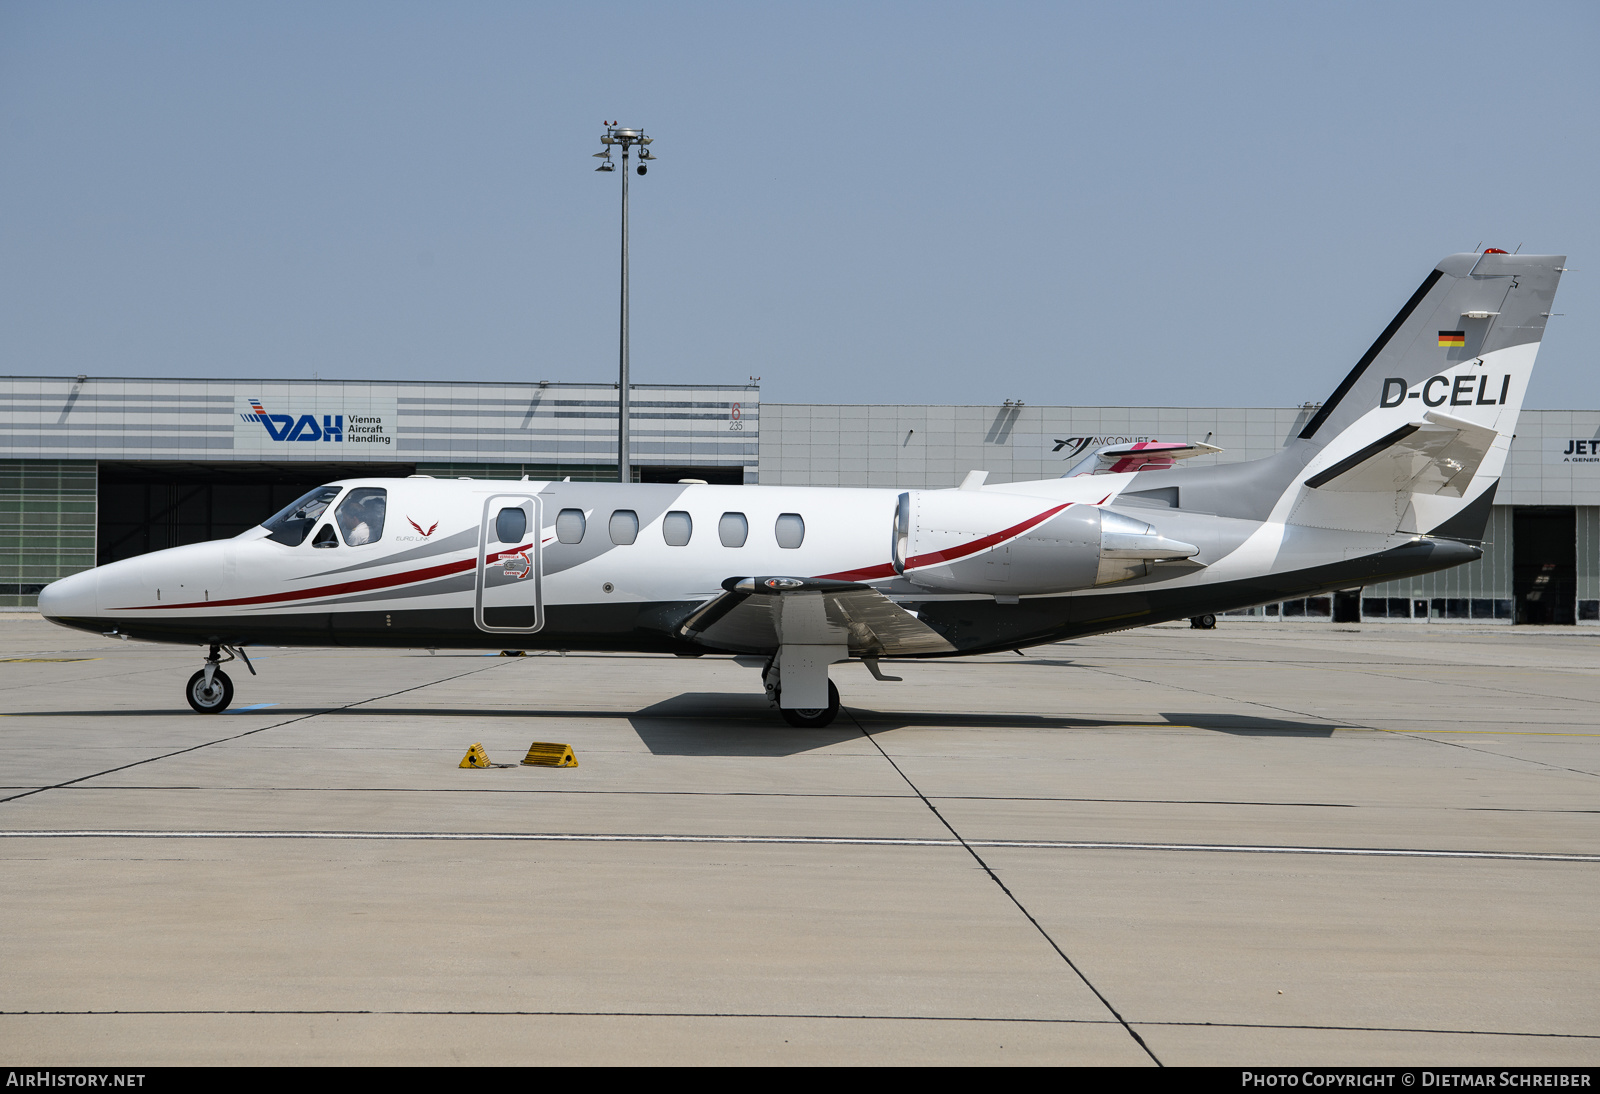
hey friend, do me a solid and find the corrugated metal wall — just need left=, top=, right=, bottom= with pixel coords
left=0, top=459, right=96, bottom=608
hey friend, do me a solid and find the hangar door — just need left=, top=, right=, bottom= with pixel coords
left=97, top=461, right=415, bottom=565
left=1513, top=507, right=1576, bottom=625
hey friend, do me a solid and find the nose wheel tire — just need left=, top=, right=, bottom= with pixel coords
left=186, top=668, right=234, bottom=714
left=778, top=680, right=840, bottom=729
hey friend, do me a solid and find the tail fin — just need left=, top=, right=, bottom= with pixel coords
left=1288, top=251, right=1565, bottom=538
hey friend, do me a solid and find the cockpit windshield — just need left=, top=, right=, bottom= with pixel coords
left=263, top=486, right=343, bottom=546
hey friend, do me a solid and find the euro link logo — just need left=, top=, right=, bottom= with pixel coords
left=1380, top=375, right=1511, bottom=409
left=241, top=399, right=343, bottom=442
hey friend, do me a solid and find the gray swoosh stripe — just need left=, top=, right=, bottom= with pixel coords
left=305, top=571, right=477, bottom=608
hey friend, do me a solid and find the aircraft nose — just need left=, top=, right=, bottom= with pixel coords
left=37, top=567, right=98, bottom=621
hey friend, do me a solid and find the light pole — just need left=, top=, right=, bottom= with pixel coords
left=594, top=122, right=656, bottom=484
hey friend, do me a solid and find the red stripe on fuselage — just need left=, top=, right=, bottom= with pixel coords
left=814, top=503, right=1072, bottom=583
left=902, top=503, right=1069, bottom=571
left=814, top=562, right=898, bottom=582
left=113, top=544, right=534, bottom=611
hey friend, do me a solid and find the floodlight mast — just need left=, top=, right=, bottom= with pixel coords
left=593, top=123, right=656, bottom=484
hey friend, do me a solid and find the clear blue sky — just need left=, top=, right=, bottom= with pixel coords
left=2, top=1, right=1596, bottom=409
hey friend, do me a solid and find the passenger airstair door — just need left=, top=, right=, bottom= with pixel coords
left=475, top=494, right=543, bottom=634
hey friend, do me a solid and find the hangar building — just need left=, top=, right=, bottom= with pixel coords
left=3, top=375, right=1596, bottom=625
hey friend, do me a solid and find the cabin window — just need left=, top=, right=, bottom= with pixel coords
left=495, top=507, right=527, bottom=544
left=719, top=512, right=748, bottom=547
left=555, top=508, right=586, bottom=544
left=609, top=509, right=639, bottom=545
left=775, top=513, right=805, bottom=549
left=312, top=524, right=339, bottom=549
left=662, top=510, right=692, bottom=546
left=264, top=485, right=342, bottom=547
left=335, top=487, right=387, bottom=545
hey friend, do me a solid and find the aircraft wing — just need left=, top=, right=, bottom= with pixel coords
left=1304, top=411, right=1498, bottom=497
left=679, top=577, right=957, bottom=657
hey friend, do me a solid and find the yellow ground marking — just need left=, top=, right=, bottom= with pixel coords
left=1376, top=729, right=1600, bottom=737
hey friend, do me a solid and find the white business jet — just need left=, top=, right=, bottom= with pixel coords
left=39, top=250, right=1565, bottom=727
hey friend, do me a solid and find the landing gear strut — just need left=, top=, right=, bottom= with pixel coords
left=185, top=643, right=246, bottom=714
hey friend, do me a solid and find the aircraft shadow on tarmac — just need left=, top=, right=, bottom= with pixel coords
left=628, top=693, right=860, bottom=756
left=6, top=701, right=1342, bottom=753
left=1159, top=712, right=1342, bottom=737
left=626, top=697, right=1346, bottom=756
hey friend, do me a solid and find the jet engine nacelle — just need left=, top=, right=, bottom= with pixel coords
left=892, top=491, right=1198, bottom=595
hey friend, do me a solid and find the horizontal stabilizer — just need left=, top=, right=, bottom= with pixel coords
left=1070, top=440, right=1223, bottom=476
left=679, top=577, right=956, bottom=657
left=1305, top=411, right=1497, bottom=497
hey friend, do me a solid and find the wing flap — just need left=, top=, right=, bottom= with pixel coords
left=680, top=577, right=956, bottom=656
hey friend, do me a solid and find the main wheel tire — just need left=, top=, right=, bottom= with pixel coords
left=186, top=668, right=234, bottom=714
left=1199, top=613, right=1217, bottom=629
left=779, top=680, right=840, bottom=729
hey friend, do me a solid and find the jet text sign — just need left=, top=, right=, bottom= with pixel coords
left=1545, top=439, right=1600, bottom=466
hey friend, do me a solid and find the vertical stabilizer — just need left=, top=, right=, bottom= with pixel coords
left=1286, top=251, right=1564, bottom=537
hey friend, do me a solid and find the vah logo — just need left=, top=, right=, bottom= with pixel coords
left=240, top=399, right=391, bottom=444
left=241, top=399, right=341, bottom=442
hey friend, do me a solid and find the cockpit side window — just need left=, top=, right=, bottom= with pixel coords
left=335, top=488, right=387, bottom=546
left=264, top=486, right=343, bottom=547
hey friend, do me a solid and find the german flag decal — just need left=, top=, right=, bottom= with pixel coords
left=1438, top=330, right=1466, bottom=347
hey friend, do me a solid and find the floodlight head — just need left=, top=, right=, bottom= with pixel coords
left=636, top=164, right=647, bottom=175
left=595, top=162, right=614, bottom=172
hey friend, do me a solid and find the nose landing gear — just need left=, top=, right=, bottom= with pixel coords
left=184, top=643, right=253, bottom=714
left=186, top=665, right=233, bottom=713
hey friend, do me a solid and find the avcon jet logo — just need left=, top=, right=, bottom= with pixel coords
left=241, top=399, right=342, bottom=442
left=1051, top=435, right=1152, bottom=459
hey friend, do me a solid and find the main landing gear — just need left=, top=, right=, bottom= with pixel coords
left=762, top=658, right=843, bottom=728
left=779, top=681, right=841, bottom=729
left=185, top=643, right=254, bottom=714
